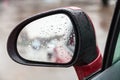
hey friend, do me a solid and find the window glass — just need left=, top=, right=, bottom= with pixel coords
left=113, top=32, right=120, bottom=64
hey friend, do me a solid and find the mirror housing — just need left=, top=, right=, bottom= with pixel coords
left=7, top=7, right=97, bottom=67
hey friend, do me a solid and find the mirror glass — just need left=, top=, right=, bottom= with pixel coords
left=17, top=13, right=76, bottom=64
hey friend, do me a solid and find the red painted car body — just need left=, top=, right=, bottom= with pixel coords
left=74, top=47, right=102, bottom=80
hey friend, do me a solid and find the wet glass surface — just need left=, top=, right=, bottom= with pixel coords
left=17, top=14, right=75, bottom=63
left=0, top=0, right=115, bottom=80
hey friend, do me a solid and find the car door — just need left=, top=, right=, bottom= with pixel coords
left=88, top=0, right=120, bottom=79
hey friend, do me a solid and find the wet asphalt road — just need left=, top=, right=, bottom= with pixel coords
left=0, top=0, right=115, bottom=80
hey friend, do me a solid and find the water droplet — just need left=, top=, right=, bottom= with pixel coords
left=51, top=25, right=53, bottom=27
left=61, top=16, right=64, bottom=18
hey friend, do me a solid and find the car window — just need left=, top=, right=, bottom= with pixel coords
left=113, top=32, right=120, bottom=64
left=90, top=32, right=120, bottom=80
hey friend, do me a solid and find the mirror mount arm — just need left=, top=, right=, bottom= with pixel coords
left=74, top=47, right=102, bottom=80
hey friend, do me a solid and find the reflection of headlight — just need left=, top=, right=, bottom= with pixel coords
left=31, top=39, right=41, bottom=50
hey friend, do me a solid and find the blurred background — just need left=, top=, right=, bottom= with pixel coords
left=0, top=0, right=116, bottom=80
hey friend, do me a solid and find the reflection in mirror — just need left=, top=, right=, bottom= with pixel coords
left=17, top=13, right=76, bottom=64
